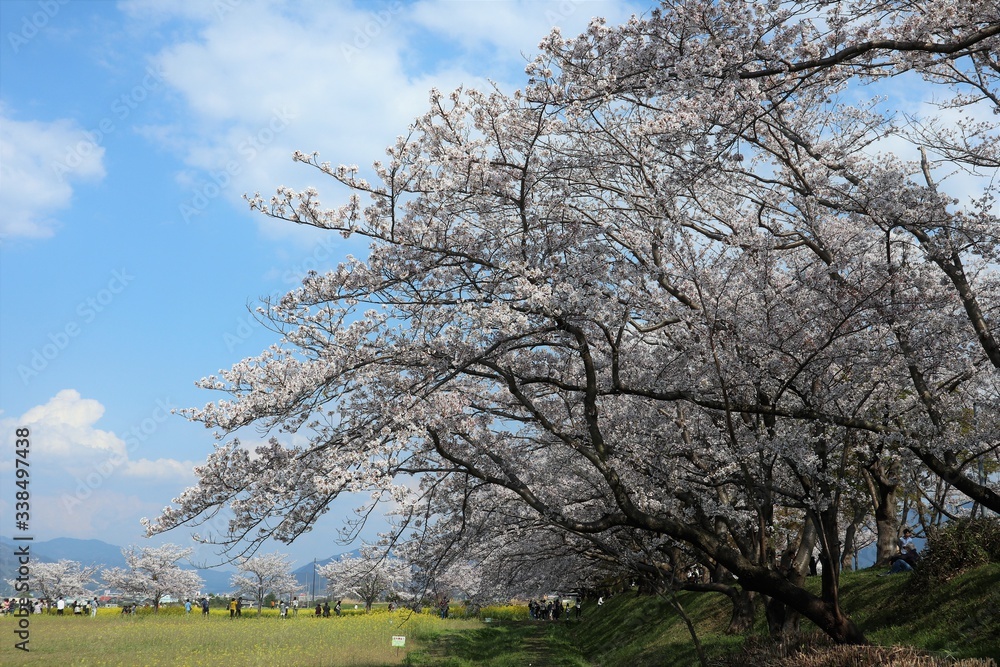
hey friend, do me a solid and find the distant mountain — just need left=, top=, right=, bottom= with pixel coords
left=0, top=536, right=23, bottom=595
left=0, top=536, right=120, bottom=595
left=29, top=537, right=128, bottom=568
left=291, top=548, right=362, bottom=598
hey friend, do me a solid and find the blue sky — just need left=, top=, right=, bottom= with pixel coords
left=0, top=0, right=646, bottom=565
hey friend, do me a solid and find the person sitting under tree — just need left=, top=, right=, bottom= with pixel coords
left=883, top=528, right=920, bottom=575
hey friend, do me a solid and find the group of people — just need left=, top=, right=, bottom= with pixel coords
left=0, top=598, right=43, bottom=615
left=528, top=598, right=581, bottom=621
left=276, top=597, right=300, bottom=617
left=1, top=596, right=102, bottom=616
left=214, top=596, right=351, bottom=618
left=183, top=598, right=211, bottom=615
left=313, top=600, right=342, bottom=617
left=227, top=597, right=243, bottom=617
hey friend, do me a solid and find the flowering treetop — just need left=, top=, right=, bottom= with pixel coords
left=146, top=1, right=999, bottom=645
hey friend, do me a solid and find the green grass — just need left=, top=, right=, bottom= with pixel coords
left=0, top=608, right=480, bottom=666
left=560, top=564, right=1000, bottom=666
left=408, top=564, right=1000, bottom=666
left=557, top=591, right=744, bottom=666
left=404, top=621, right=589, bottom=667
left=401, top=594, right=742, bottom=667
left=826, top=564, right=1000, bottom=659
left=4, top=565, right=998, bottom=666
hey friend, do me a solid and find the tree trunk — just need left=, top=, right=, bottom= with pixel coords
left=728, top=588, right=756, bottom=634
left=593, top=501, right=871, bottom=643
left=841, top=503, right=867, bottom=572
left=681, top=582, right=756, bottom=634
left=764, top=517, right=817, bottom=639
left=841, top=522, right=856, bottom=572
left=866, top=459, right=901, bottom=566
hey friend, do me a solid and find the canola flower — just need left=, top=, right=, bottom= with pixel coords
left=1, top=605, right=487, bottom=666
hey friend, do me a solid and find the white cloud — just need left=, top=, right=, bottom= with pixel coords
left=124, top=457, right=197, bottom=481
left=409, top=0, right=638, bottom=60
left=123, top=1, right=644, bottom=240
left=0, top=391, right=201, bottom=543
left=0, top=108, right=106, bottom=240
left=145, top=3, right=418, bottom=182
left=7, top=389, right=194, bottom=481
left=19, top=389, right=125, bottom=460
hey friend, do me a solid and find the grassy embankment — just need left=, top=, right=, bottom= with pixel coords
left=406, top=564, right=1000, bottom=666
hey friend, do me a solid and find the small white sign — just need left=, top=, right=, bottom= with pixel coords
left=391, top=636, right=406, bottom=647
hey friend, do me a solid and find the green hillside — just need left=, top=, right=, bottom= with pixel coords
left=407, top=565, right=1000, bottom=666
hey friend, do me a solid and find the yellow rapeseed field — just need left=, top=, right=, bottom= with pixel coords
left=1, top=607, right=483, bottom=666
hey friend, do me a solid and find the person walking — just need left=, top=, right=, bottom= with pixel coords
left=229, top=598, right=237, bottom=618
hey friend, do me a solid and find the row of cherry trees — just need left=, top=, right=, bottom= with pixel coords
left=4, top=545, right=201, bottom=612
left=8, top=546, right=305, bottom=613
left=146, top=1, right=999, bottom=645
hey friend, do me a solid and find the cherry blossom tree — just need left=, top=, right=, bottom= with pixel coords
left=7, top=560, right=99, bottom=602
left=395, top=474, right=625, bottom=609
left=230, top=552, right=301, bottom=616
left=317, top=555, right=408, bottom=612
left=102, top=544, right=202, bottom=612
left=147, top=1, right=999, bottom=645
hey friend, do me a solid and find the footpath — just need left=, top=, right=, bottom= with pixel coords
left=410, top=619, right=591, bottom=666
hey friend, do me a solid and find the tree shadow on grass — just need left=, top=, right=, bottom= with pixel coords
left=406, top=621, right=590, bottom=667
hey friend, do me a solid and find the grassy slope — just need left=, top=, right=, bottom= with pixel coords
left=564, top=589, right=743, bottom=666
left=833, top=564, right=1000, bottom=658
left=405, top=622, right=591, bottom=667
left=410, top=564, right=1000, bottom=666
left=566, top=564, right=1000, bottom=666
